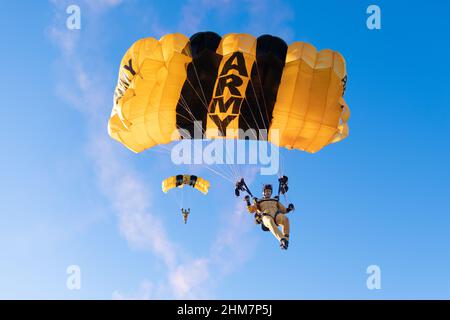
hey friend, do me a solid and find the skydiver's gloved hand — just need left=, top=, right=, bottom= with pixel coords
left=286, top=203, right=295, bottom=213
left=244, top=195, right=251, bottom=206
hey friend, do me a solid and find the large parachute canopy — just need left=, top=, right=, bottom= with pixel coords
left=108, top=32, right=349, bottom=154
left=162, top=174, right=210, bottom=195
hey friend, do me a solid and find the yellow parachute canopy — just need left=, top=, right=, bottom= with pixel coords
left=109, top=32, right=349, bottom=154
left=162, top=175, right=210, bottom=195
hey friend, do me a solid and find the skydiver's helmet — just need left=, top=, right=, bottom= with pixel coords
left=262, top=184, right=273, bottom=198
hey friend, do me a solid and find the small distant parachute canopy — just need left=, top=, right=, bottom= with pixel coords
left=162, top=175, right=210, bottom=194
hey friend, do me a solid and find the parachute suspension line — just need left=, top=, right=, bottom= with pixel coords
left=282, top=186, right=290, bottom=206
left=182, top=66, right=240, bottom=182
left=223, top=140, right=241, bottom=182
left=181, top=184, right=186, bottom=209
left=148, top=146, right=170, bottom=154
left=175, top=111, right=200, bottom=125
left=177, top=93, right=206, bottom=134
left=177, top=83, right=242, bottom=184
left=139, top=90, right=237, bottom=183
left=150, top=101, right=237, bottom=183
left=242, top=91, right=266, bottom=138
left=239, top=88, right=272, bottom=178
left=183, top=59, right=213, bottom=114
left=211, top=73, right=248, bottom=182
left=178, top=54, right=284, bottom=184
left=177, top=93, right=238, bottom=183
left=205, top=61, right=268, bottom=182
left=247, top=76, right=269, bottom=134
left=284, top=192, right=289, bottom=204
left=182, top=51, right=270, bottom=180
left=178, top=94, right=198, bottom=122
left=188, top=60, right=241, bottom=183
left=169, top=188, right=183, bottom=209
left=214, top=137, right=240, bottom=183
left=146, top=138, right=173, bottom=156
left=210, top=160, right=237, bottom=184
left=159, top=142, right=173, bottom=152
left=186, top=179, right=194, bottom=209
left=203, top=165, right=235, bottom=184
left=184, top=77, right=209, bottom=110
left=191, top=60, right=209, bottom=108
left=253, top=60, right=270, bottom=128
left=277, top=153, right=289, bottom=206
left=279, top=151, right=286, bottom=176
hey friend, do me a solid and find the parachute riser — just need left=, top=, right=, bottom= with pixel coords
left=235, top=178, right=254, bottom=198
left=276, top=175, right=289, bottom=204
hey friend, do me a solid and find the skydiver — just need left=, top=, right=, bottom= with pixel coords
left=181, top=208, right=190, bottom=224
left=244, top=184, right=294, bottom=250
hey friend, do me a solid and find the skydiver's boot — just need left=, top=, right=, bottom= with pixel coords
left=280, top=237, right=289, bottom=250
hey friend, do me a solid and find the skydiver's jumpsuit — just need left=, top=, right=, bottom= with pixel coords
left=247, top=198, right=290, bottom=242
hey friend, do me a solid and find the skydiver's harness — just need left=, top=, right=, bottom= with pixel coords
left=254, top=198, right=283, bottom=232
left=236, top=176, right=290, bottom=232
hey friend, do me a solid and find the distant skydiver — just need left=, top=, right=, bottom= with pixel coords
left=236, top=176, right=294, bottom=250
left=181, top=208, right=190, bottom=224
left=161, top=175, right=209, bottom=225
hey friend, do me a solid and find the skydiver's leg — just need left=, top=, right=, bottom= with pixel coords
left=275, top=214, right=290, bottom=241
left=262, top=215, right=284, bottom=241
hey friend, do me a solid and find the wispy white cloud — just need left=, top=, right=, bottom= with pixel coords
left=89, top=136, right=178, bottom=268
left=86, top=0, right=123, bottom=12
left=50, top=0, right=123, bottom=13
left=112, top=279, right=156, bottom=300
left=177, top=0, right=295, bottom=41
left=111, top=175, right=258, bottom=300
left=210, top=186, right=258, bottom=276
left=169, top=258, right=211, bottom=299
left=177, top=0, right=229, bottom=35
left=244, top=0, right=295, bottom=41
left=48, top=0, right=287, bottom=299
left=167, top=168, right=258, bottom=299
left=48, top=0, right=179, bottom=276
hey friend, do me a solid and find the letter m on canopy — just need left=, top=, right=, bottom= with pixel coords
left=209, top=96, right=243, bottom=114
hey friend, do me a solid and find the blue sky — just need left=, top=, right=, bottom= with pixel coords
left=0, top=0, right=449, bottom=299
